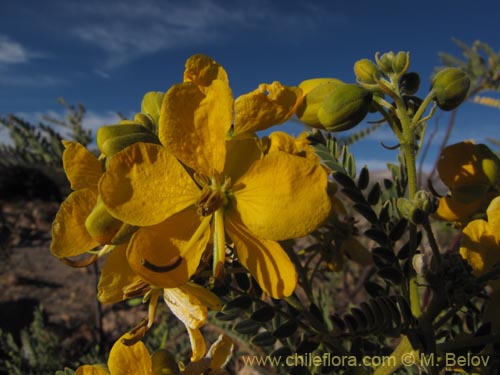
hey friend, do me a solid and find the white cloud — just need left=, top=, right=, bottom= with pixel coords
left=66, top=0, right=344, bottom=68
left=0, top=35, right=29, bottom=64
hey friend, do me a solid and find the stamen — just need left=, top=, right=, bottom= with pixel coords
left=147, top=289, right=162, bottom=329
left=61, top=254, right=98, bottom=268
left=193, top=172, right=209, bottom=188
left=123, top=279, right=151, bottom=299
left=121, top=318, right=149, bottom=346
left=213, top=209, right=226, bottom=277
left=214, top=261, right=225, bottom=281
left=141, top=255, right=183, bottom=273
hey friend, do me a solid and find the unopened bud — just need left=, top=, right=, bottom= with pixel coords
left=318, top=84, right=373, bottom=132
left=431, top=68, right=470, bottom=111
left=354, top=59, right=381, bottom=84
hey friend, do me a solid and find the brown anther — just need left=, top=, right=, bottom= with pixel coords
left=123, top=279, right=151, bottom=299
left=141, top=255, right=183, bottom=273
left=196, top=190, right=226, bottom=217
left=121, top=318, right=149, bottom=346
left=193, top=172, right=210, bottom=188
left=61, top=254, right=98, bottom=268
left=214, top=261, right=226, bottom=281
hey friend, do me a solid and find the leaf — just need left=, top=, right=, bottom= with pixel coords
left=367, top=182, right=382, bottom=206
left=273, top=320, right=298, bottom=338
left=251, top=332, right=276, bottom=347
left=354, top=203, right=378, bottom=223
left=234, top=319, right=261, bottom=335
left=357, top=165, right=370, bottom=190
left=222, top=295, right=253, bottom=313
left=250, top=306, right=275, bottom=322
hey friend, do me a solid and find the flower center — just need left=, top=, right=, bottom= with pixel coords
left=194, top=172, right=231, bottom=217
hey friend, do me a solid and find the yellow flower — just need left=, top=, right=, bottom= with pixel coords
left=51, top=141, right=103, bottom=258
left=75, top=334, right=155, bottom=375
left=75, top=333, right=233, bottom=375
left=99, top=54, right=332, bottom=298
left=460, top=196, right=500, bottom=285
left=460, top=196, right=500, bottom=332
left=98, top=245, right=220, bottom=361
left=435, top=141, right=500, bottom=223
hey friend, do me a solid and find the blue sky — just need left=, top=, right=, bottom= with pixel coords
left=1, top=0, right=500, bottom=171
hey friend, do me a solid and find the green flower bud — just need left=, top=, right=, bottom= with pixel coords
left=431, top=68, right=471, bottom=111
left=354, top=59, right=381, bottom=84
left=133, top=113, right=155, bottom=132
left=377, top=51, right=395, bottom=74
left=101, top=132, right=161, bottom=157
left=318, top=84, right=373, bottom=132
left=96, top=123, right=153, bottom=152
left=296, top=78, right=345, bottom=129
left=85, top=199, right=123, bottom=244
left=399, top=72, right=420, bottom=95
left=392, top=51, right=409, bottom=74
left=141, top=91, right=164, bottom=125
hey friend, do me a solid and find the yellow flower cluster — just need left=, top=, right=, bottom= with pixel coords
left=50, top=54, right=332, bottom=364
left=437, top=141, right=500, bottom=332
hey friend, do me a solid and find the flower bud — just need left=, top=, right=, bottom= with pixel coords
left=101, top=132, right=161, bottom=157
left=377, top=51, right=395, bottom=74
left=431, top=68, right=471, bottom=111
left=85, top=199, right=123, bottom=244
left=399, top=72, right=420, bottom=95
left=354, top=59, right=381, bottom=84
left=141, top=91, right=164, bottom=125
left=296, top=78, right=344, bottom=128
left=96, top=123, right=153, bottom=152
left=392, top=51, right=409, bottom=74
left=318, top=84, right=373, bottom=132
left=133, top=113, right=155, bottom=132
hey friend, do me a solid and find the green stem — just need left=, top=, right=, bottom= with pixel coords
left=411, top=89, right=436, bottom=127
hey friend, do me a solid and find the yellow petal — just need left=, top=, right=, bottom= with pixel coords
left=187, top=328, right=206, bottom=362
left=435, top=196, right=483, bottom=222
left=460, top=219, right=499, bottom=275
left=183, top=54, right=228, bottom=88
left=51, top=189, right=100, bottom=258
left=223, top=134, right=263, bottom=184
left=486, top=196, right=500, bottom=236
left=233, top=82, right=302, bottom=135
left=159, top=80, right=233, bottom=175
left=226, top=214, right=297, bottom=298
left=437, top=141, right=485, bottom=189
left=75, top=365, right=109, bottom=375
left=62, top=141, right=103, bottom=191
left=97, top=244, right=143, bottom=304
left=180, top=283, right=222, bottom=310
left=163, top=287, right=207, bottom=329
left=233, top=151, right=331, bottom=241
left=108, top=335, right=152, bottom=375
left=99, top=143, right=199, bottom=227
left=265, top=131, right=319, bottom=162
left=127, top=209, right=211, bottom=288
left=207, top=335, right=233, bottom=370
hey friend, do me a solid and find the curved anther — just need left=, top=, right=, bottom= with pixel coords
left=121, top=318, right=149, bottom=346
left=141, top=255, right=183, bottom=273
left=61, top=254, right=98, bottom=268
left=123, top=279, right=151, bottom=298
